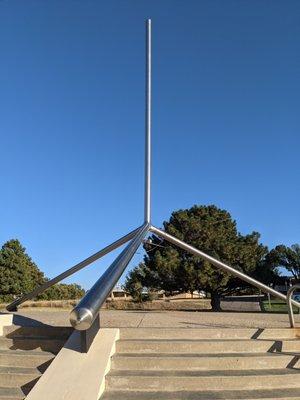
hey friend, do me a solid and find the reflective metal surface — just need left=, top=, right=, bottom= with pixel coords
left=9, top=17, right=297, bottom=346
left=144, top=19, right=151, bottom=223
left=287, top=284, right=300, bottom=328
left=70, top=223, right=150, bottom=330
left=150, top=225, right=300, bottom=310
left=6, top=227, right=141, bottom=312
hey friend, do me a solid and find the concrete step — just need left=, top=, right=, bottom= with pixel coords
left=101, top=388, right=300, bottom=400
left=0, top=366, right=40, bottom=387
left=0, top=386, right=24, bottom=399
left=0, top=349, right=54, bottom=369
left=120, top=328, right=300, bottom=341
left=112, top=352, right=299, bottom=370
left=0, top=323, right=71, bottom=398
left=106, top=369, right=300, bottom=391
left=3, top=325, right=72, bottom=340
left=279, top=340, right=300, bottom=352
left=116, top=339, right=300, bottom=354
left=0, top=337, right=65, bottom=354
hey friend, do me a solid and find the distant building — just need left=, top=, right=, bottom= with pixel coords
left=107, top=286, right=206, bottom=301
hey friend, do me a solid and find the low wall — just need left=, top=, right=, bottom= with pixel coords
left=26, top=328, right=119, bottom=400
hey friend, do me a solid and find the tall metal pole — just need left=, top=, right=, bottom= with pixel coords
left=144, top=19, right=152, bottom=223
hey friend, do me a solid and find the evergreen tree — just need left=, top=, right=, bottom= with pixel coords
left=266, top=244, right=300, bottom=279
left=126, top=205, right=270, bottom=311
left=0, top=239, right=85, bottom=302
left=38, top=283, right=85, bottom=301
left=0, top=239, right=45, bottom=301
left=124, top=263, right=146, bottom=302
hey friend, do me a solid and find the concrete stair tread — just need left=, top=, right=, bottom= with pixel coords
left=0, top=337, right=64, bottom=343
left=0, top=386, right=24, bottom=399
left=0, top=368, right=41, bottom=388
left=106, top=328, right=300, bottom=397
left=113, top=351, right=292, bottom=358
left=0, top=349, right=54, bottom=370
left=0, top=366, right=41, bottom=375
left=117, top=338, right=300, bottom=354
left=118, top=338, right=299, bottom=342
left=108, top=368, right=300, bottom=377
left=120, top=328, right=300, bottom=340
left=101, top=388, right=300, bottom=400
left=1, top=335, right=65, bottom=341
left=112, top=352, right=300, bottom=371
left=0, top=323, right=70, bottom=397
left=0, top=336, right=65, bottom=353
left=0, top=348, right=54, bottom=356
left=4, top=325, right=72, bottom=336
left=106, top=373, right=300, bottom=391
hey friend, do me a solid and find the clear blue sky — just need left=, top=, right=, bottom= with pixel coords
left=1, top=1, right=299, bottom=289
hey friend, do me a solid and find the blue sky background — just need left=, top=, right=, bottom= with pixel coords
left=1, top=1, right=299, bottom=289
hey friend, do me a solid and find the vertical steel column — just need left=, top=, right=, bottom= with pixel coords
left=144, top=19, right=152, bottom=223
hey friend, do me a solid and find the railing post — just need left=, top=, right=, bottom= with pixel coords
left=287, top=284, right=300, bottom=328
left=80, top=314, right=100, bottom=353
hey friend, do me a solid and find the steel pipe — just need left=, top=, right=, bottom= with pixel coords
left=6, top=227, right=141, bottom=312
left=150, top=225, right=300, bottom=309
left=144, top=19, right=151, bottom=223
left=70, top=223, right=150, bottom=330
left=287, top=284, right=300, bottom=328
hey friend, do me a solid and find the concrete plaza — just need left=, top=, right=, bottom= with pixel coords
left=11, top=307, right=300, bottom=329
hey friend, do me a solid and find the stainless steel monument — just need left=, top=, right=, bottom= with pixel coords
left=7, top=20, right=300, bottom=346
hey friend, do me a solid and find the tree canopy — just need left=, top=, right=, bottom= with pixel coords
left=266, top=244, right=300, bottom=279
left=125, top=205, right=273, bottom=310
left=0, top=239, right=85, bottom=302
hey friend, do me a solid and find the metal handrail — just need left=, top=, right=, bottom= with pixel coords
left=287, top=284, right=300, bottom=328
left=70, top=223, right=150, bottom=331
left=6, top=226, right=141, bottom=312
left=150, top=225, right=300, bottom=312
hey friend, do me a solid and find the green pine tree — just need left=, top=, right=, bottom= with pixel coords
left=126, top=205, right=271, bottom=311
left=266, top=244, right=300, bottom=280
left=0, top=239, right=85, bottom=302
left=0, top=239, right=45, bottom=301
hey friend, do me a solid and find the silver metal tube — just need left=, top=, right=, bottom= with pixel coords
left=287, top=284, right=300, bottom=328
left=70, top=223, right=150, bottom=330
left=6, top=227, right=141, bottom=312
left=150, top=225, right=300, bottom=309
left=144, top=19, right=151, bottom=223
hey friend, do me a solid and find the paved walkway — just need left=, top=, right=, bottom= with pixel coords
left=10, top=308, right=300, bottom=329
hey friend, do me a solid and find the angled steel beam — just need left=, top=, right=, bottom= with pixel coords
left=150, top=225, right=300, bottom=309
left=6, top=226, right=141, bottom=312
left=70, top=223, right=150, bottom=331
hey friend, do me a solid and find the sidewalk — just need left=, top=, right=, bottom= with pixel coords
left=11, top=308, right=299, bottom=329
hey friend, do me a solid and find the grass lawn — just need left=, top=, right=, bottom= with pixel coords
left=260, top=299, right=300, bottom=314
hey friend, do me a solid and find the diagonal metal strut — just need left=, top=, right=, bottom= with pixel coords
left=150, top=225, right=300, bottom=309
left=70, top=223, right=150, bottom=330
left=6, top=226, right=142, bottom=312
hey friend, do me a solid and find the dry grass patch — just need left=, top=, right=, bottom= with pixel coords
left=106, top=299, right=211, bottom=311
